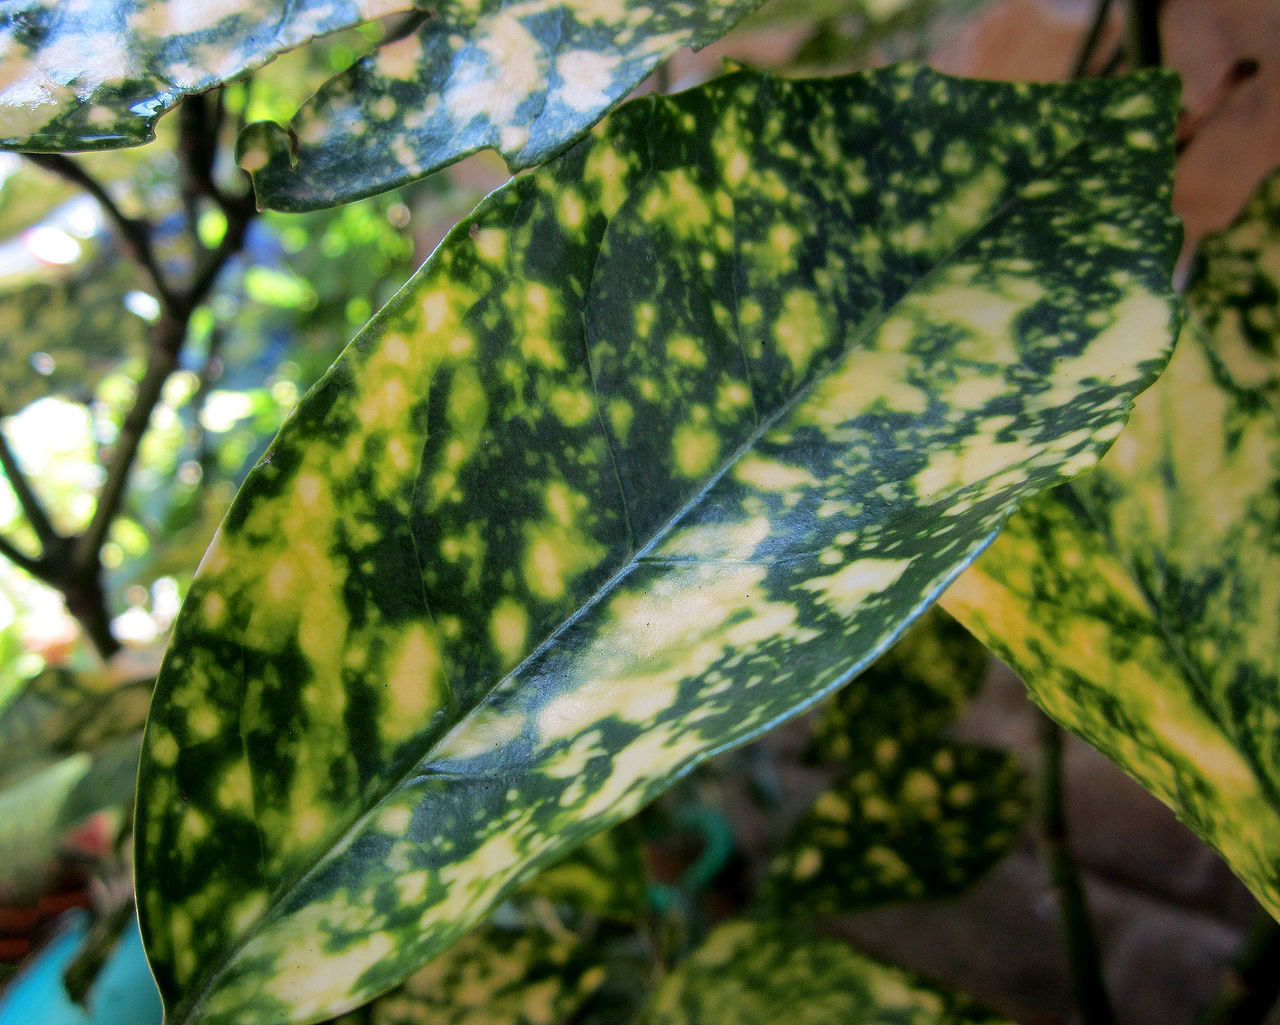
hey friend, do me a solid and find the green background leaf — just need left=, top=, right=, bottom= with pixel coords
left=640, top=920, right=1011, bottom=1025
left=763, top=738, right=1025, bottom=915
left=763, top=610, right=1025, bottom=915
left=136, top=65, right=1179, bottom=1025
left=943, top=169, right=1280, bottom=918
left=324, top=923, right=606, bottom=1025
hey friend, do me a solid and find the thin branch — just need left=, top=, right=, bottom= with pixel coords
left=1037, top=714, right=1119, bottom=1025
left=0, top=532, right=46, bottom=577
left=1177, top=58, right=1260, bottom=154
left=1072, top=0, right=1116, bottom=78
left=0, top=411, right=62, bottom=546
left=23, top=153, right=179, bottom=314
left=73, top=317, right=183, bottom=568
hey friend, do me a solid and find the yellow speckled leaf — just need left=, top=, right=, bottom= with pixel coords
left=324, top=923, right=605, bottom=1025
left=137, top=65, right=1180, bottom=1025
left=641, top=920, right=1011, bottom=1025
left=0, top=0, right=406, bottom=150
left=239, top=0, right=766, bottom=211
left=943, top=170, right=1280, bottom=918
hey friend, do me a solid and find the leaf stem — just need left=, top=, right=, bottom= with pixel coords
left=1198, top=910, right=1280, bottom=1025
left=23, top=153, right=179, bottom=315
left=1037, top=714, right=1119, bottom=1025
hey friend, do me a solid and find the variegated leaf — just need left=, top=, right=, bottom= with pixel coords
left=239, top=0, right=766, bottom=211
left=942, top=170, right=1280, bottom=918
left=136, top=65, right=1179, bottom=1025
left=640, top=920, right=1011, bottom=1025
left=0, top=0, right=405, bottom=150
left=325, top=924, right=605, bottom=1025
left=762, top=739, right=1025, bottom=915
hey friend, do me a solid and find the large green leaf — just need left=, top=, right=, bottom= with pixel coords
left=136, top=65, right=1179, bottom=1025
left=640, top=920, right=1011, bottom=1025
left=325, top=923, right=605, bottom=1025
left=239, top=0, right=766, bottom=211
left=942, top=169, right=1280, bottom=918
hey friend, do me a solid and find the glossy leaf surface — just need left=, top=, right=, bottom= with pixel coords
left=640, top=921, right=1010, bottom=1025
left=943, top=170, right=1280, bottom=917
left=240, top=0, right=766, bottom=211
left=326, top=924, right=604, bottom=1025
left=0, top=0, right=405, bottom=150
left=137, top=65, right=1179, bottom=1025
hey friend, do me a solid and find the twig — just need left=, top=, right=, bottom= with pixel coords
left=1037, top=714, right=1119, bottom=1025
left=2, top=89, right=258, bottom=662
left=1177, top=58, right=1261, bottom=154
left=1198, top=910, right=1280, bottom=1025
left=0, top=532, right=44, bottom=577
left=23, top=153, right=179, bottom=315
left=73, top=316, right=186, bottom=569
left=0, top=413, right=61, bottom=546
left=1072, top=0, right=1116, bottom=78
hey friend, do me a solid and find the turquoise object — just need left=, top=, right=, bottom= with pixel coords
left=0, top=911, right=162, bottom=1025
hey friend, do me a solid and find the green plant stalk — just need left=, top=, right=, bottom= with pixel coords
left=1037, top=715, right=1119, bottom=1025
left=1124, top=0, right=1162, bottom=69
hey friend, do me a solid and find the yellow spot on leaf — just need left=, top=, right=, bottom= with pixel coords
left=673, top=424, right=719, bottom=477
left=490, top=599, right=529, bottom=667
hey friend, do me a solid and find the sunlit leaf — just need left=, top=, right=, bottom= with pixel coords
left=0, top=0, right=406, bottom=150
left=640, top=920, right=1011, bottom=1025
left=136, top=65, right=1179, bottom=1025
left=942, top=170, right=1280, bottom=918
left=239, top=0, right=765, bottom=211
left=325, top=924, right=605, bottom=1025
